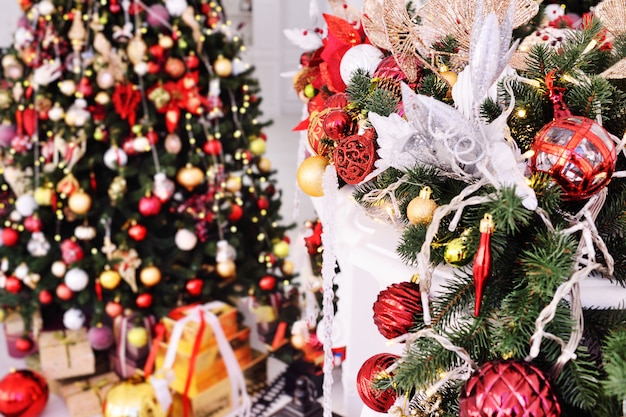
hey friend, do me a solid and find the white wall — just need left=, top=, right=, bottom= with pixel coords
left=0, top=1, right=20, bottom=48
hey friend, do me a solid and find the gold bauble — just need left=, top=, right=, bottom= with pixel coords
left=257, top=157, right=271, bottom=173
left=225, top=176, right=242, bottom=193
left=296, top=156, right=329, bottom=197
left=34, top=186, right=54, bottom=206
left=440, top=70, right=458, bottom=87
left=281, top=260, right=295, bottom=276
left=213, top=55, right=232, bottom=77
left=291, top=333, right=307, bottom=349
left=444, top=236, right=471, bottom=267
left=139, top=265, right=161, bottom=287
left=99, top=269, right=121, bottom=290
left=158, top=35, right=174, bottom=49
left=103, top=378, right=167, bottom=417
left=249, top=138, right=266, bottom=156
left=108, top=176, right=127, bottom=203
left=176, top=164, right=205, bottom=191
left=216, top=260, right=236, bottom=279
left=127, top=35, right=147, bottom=66
left=406, top=187, right=437, bottom=225
left=68, top=189, right=92, bottom=215
left=127, top=327, right=149, bottom=348
left=273, top=241, right=290, bottom=258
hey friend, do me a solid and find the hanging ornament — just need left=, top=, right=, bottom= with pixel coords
left=249, top=137, right=266, bottom=156
left=297, top=156, right=330, bottom=197
left=146, top=4, right=170, bottom=27
left=225, top=176, right=242, bottom=193
left=135, top=293, right=153, bottom=309
left=164, top=133, right=183, bottom=154
left=333, top=129, right=377, bottom=185
left=257, top=157, right=272, bottom=173
left=473, top=214, right=494, bottom=317
left=175, top=228, right=198, bottom=251
left=64, top=268, right=89, bottom=292
left=1, top=228, right=19, bottom=247
left=258, top=275, right=276, bottom=291
left=14, top=336, right=34, bottom=353
left=127, top=327, right=149, bottom=349
left=23, top=216, right=41, bottom=233
left=213, top=55, right=232, bottom=77
left=216, top=260, right=236, bottom=279
left=38, top=289, right=53, bottom=305
left=460, top=360, right=561, bottom=417
left=74, top=223, right=97, bottom=240
left=105, top=300, right=124, bottom=318
left=4, top=276, right=21, bottom=293
left=165, top=57, right=186, bottom=78
left=323, top=110, right=355, bottom=141
left=56, top=283, right=74, bottom=301
left=203, top=138, right=222, bottom=155
left=444, top=233, right=472, bottom=267
left=307, top=107, right=336, bottom=157
left=127, top=34, right=147, bottom=66
left=373, top=279, right=422, bottom=340
left=128, top=223, right=147, bottom=241
left=60, top=239, right=84, bottom=264
left=357, top=353, right=400, bottom=413
left=100, top=268, right=122, bottom=290
left=530, top=116, right=616, bottom=200
left=68, top=189, right=92, bottom=215
left=87, top=324, right=115, bottom=351
left=103, top=146, right=129, bottom=170
left=103, top=378, right=166, bottom=417
left=153, top=173, right=175, bottom=202
left=0, top=369, right=49, bottom=417
left=15, top=194, right=37, bottom=217
left=176, top=164, right=205, bottom=191
left=139, top=265, right=162, bottom=287
left=406, top=186, right=438, bottom=225
left=33, top=187, right=53, bottom=206
left=185, top=278, right=203, bottom=296
left=63, top=308, right=86, bottom=330
left=108, top=176, right=128, bottom=203
left=272, top=240, right=290, bottom=259
left=56, top=173, right=80, bottom=196
left=51, top=261, right=67, bottom=278
left=138, top=194, right=162, bottom=216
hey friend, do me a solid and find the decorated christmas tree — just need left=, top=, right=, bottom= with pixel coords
left=0, top=0, right=295, bottom=345
left=290, top=0, right=626, bottom=415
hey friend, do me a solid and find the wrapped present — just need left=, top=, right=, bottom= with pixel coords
left=111, top=313, right=155, bottom=378
left=59, top=372, right=119, bottom=417
left=161, top=301, right=237, bottom=355
left=39, top=328, right=95, bottom=380
left=3, top=310, right=42, bottom=358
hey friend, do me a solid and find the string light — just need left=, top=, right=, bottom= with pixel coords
left=516, top=108, right=527, bottom=118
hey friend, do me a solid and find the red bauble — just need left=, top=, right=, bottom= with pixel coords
left=186, top=278, right=204, bottom=296
left=257, top=197, right=270, bottom=210
left=185, top=54, right=200, bottom=70
left=324, top=93, right=349, bottom=109
left=307, top=107, right=336, bottom=157
left=128, top=223, right=147, bottom=241
left=0, top=369, right=49, bottom=417
left=357, top=353, right=399, bottom=413
left=373, top=281, right=422, bottom=340
left=203, top=139, right=223, bottom=155
left=228, top=204, right=243, bottom=221
left=530, top=116, right=616, bottom=200
left=55, top=283, right=73, bottom=301
left=259, top=275, right=276, bottom=291
left=460, top=360, right=561, bottom=417
left=323, top=110, right=354, bottom=141
left=105, top=301, right=123, bottom=318
left=14, top=336, right=34, bottom=353
left=38, top=290, right=53, bottom=305
left=136, top=293, right=153, bottom=308
left=60, top=238, right=84, bottom=264
left=2, top=228, right=19, bottom=247
left=138, top=195, right=162, bottom=216
left=333, top=129, right=377, bottom=184
left=146, top=130, right=159, bottom=145
left=373, top=55, right=421, bottom=83
left=5, top=276, right=22, bottom=293
left=77, top=77, right=93, bottom=97
left=23, top=216, right=42, bottom=232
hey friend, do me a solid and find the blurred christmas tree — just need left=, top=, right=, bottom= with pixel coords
left=289, top=0, right=626, bottom=415
left=0, top=0, right=295, bottom=335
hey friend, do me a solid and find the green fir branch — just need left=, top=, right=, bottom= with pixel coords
left=346, top=68, right=373, bottom=108
left=602, top=328, right=626, bottom=399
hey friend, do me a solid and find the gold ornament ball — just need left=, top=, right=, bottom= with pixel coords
left=297, top=156, right=329, bottom=197
left=108, top=176, right=127, bottom=202
left=100, top=269, right=121, bottom=290
left=158, top=35, right=174, bottom=49
left=213, top=55, right=232, bottom=77
left=104, top=378, right=166, bottom=417
left=177, top=164, right=205, bottom=191
left=68, top=190, right=92, bottom=215
left=257, top=157, right=272, bottom=173
left=281, top=259, right=295, bottom=276
left=225, top=176, right=242, bottom=193
left=216, top=260, right=236, bottom=279
left=249, top=138, right=266, bottom=156
left=291, top=333, right=307, bottom=349
left=34, top=187, right=54, bottom=206
left=406, top=188, right=437, bottom=225
left=444, top=236, right=471, bottom=267
left=139, top=266, right=161, bottom=287
left=127, top=327, right=149, bottom=348
left=272, top=241, right=290, bottom=259
left=440, top=70, right=458, bottom=87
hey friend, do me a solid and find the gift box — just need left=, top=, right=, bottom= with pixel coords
left=155, top=327, right=253, bottom=396
left=39, top=328, right=96, bottom=380
left=171, top=350, right=266, bottom=417
left=161, top=301, right=238, bottom=355
left=59, top=372, right=119, bottom=417
left=3, top=310, right=42, bottom=358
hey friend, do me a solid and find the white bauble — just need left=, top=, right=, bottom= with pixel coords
left=133, top=136, right=151, bottom=152
left=175, top=229, right=198, bottom=251
left=165, top=0, right=187, bottom=16
left=339, top=44, right=384, bottom=85
left=103, top=147, right=128, bottom=169
left=14, top=263, right=29, bottom=279
left=63, top=308, right=85, bottom=330
left=48, top=104, right=65, bottom=121
left=134, top=62, right=148, bottom=76
left=65, top=267, right=89, bottom=292
left=37, top=0, right=55, bottom=16
left=58, top=79, right=77, bottom=96
left=15, top=194, right=38, bottom=217
left=51, top=260, right=67, bottom=278
left=153, top=173, right=175, bottom=202
left=96, top=70, right=115, bottom=89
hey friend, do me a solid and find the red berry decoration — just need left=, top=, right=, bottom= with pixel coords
left=530, top=116, right=616, bottom=200
left=138, top=194, right=162, bottom=216
left=2, top=228, right=19, bottom=247
left=323, top=109, right=354, bottom=141
left=357, top=353, right=400, bottom=413
left=373, top=281, right=422, bottom=340
left=185, top=278, right=204, bottom=296
left=0, top=369, right=49, bottom=417
left=14, top=336, right=34, bottom=353
left=128, top=223, right=147, bottom=241
left=5, top=276, right=22, bottom=293
left=333, top=129, right=377, bottom=184
left=259, top=275, right=276, bottom=291
left=136, top=293, right=153, bottom=308
left=460, top=360, right=561, bottom=417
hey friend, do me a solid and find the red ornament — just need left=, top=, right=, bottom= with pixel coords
left=259, top=275, right=276, bottom=291
left=128, top=223, right=147, bottom=241
left=60, top=239, right=84, bottom=264
left=257, top=197, right=270, bottom=210
left=2, top=228, right=19, bottom=247
left=38, top=290, right=53, bottom=305
left=307, top=107, right=336, bottom=157
left=530, top=116, right=616, bottom=200
left=105, top=301, right=123, bottom=318
left=55, top=283, right=73, bottom=301
left=14, top=336, right=34, bottom=353
left=185, top=54, right=200, bottom=70
left=323, top=109, right=354, bottom=141
left=473, top=214, right=493, bottom=317
left=373, top=281, right=422, bottom=340
left=228, top=204, right=243, bottom=221
left=357, top=353, right=399, bottom=413
left=0, top=369, right=49, bottom=417
left=185, top=278, right=204, bottom=296
left=23, top=216, right=42, bottom=232
left=373, top=55, right=420, bottom=84
left=146, top=130, right=159, bottom=145
left=136, top=293, right=153, bottom=308
left=460, top=360, right=561, bottom=417
left=323, top=93, right=349, bottom=109
left=77, top=77, right=93, bottom=97
left=5, top=276, right=21, bottom=293
left=333, top=129, right=377, bottom=184
left=138, top=195, right=162, bottom=216
left=203, top=139, right=222, bottom=155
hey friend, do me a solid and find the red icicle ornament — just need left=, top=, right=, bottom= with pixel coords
left=472, top=214, right=494, bottom=316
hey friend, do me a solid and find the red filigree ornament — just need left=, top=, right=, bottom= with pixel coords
left=460, top=360, right=561, bottom=417
left=307, top=107, right=336, bottom=157
left=333, top=129, right=377, bottom=184
left=531, top=116, right=616, bottom=200
left=373, top=280, right=422, bottom=340
left=357, top=353, right=399, bottom=413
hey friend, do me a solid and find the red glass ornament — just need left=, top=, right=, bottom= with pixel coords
left=2, top=228, right=19, bottom=247
left=105, top=301, right=123, bottom=318
left=185, top=55, right=200, bottom=70
left=0, top=369, right=49, bottom=417
left=136, top=293, right=153, bottom=308
left=530, top=116, right=616, bottom=200
left=203, top=139, right=222, bottom=155
left=60, top=239, right=84, bottom=264
left=77, top=77, right=93, bottom=97
left=373, top=281, right=422, bottom=340
left=333, top=129, right=377, bottom=184
left=14, top=336, right=34, bottom=353
left=323, top=93, right=349, bottom=109
left=38, top=290, right=53, bottom=305
left=307, top=107, right=335, bottom=157
left=259, top=275, right=276, bottom=291
left=139, top=195, right=162, bottom=216
left=128, top=224, right=147, bottom=241
left=460, top=360, right=561, bottom=417
left=228, top=204, right=243, bottom=221
left=23, top=216, right=42, bottom=233
left=146, top=130, right=158, bottom=145
left=56, top=283, right=74, bottom=301
left=186, top=278, right=203, bottom=296
left=473, top=214, right=493, bottom=317
left=5, top=276, right=22, bottom=293
left=323, top=110, right=354, bottom=141
left=257, top=197, right=270, bottom=210
left=373, top=55, right=421, bottom=83
left=122, top=138, right=138, bottom=156
left=357, top=353, right=399, bottom=413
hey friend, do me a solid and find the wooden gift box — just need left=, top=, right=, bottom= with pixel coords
left=155, top=327, right=252, bottom=397
left=58, top=372, right=119, bottom=417
left=39, top=328, right=95, bottom=380
left=161, top=302, right=238, bottom=355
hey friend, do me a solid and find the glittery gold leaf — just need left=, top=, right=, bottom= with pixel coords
left=595, top=0, right=626, bottom=35
left=362, top=0, right=392, bottom=50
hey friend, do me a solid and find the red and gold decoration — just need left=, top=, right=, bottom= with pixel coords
left=333, top=129, right=377, bottom=184
left=357, top=353, right=400, bottom=413
left=373, top=279, right=422, bottom=340
left=0, top=369, right=49, bottom=417
left=459, top=361, right=561, bottom=417
left=473, top=214, right=493, bottom=317
left=406, top=186, right=438, bottom=225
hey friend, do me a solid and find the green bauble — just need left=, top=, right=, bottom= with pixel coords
left=444, top=237, right=471, bottom=267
